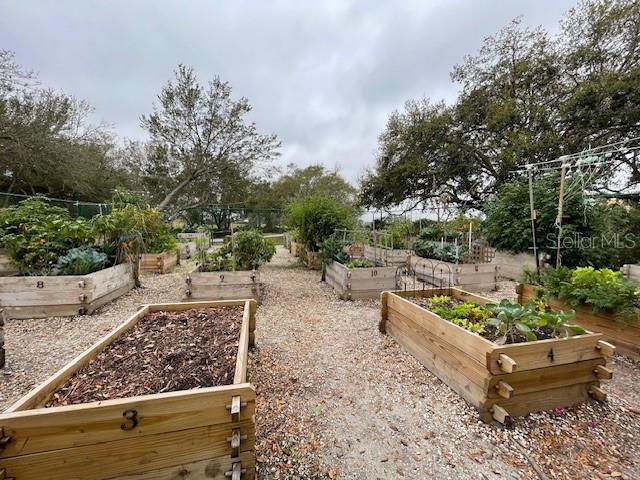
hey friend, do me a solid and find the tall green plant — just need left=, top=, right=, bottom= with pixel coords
left=0, top=198, right=95, bottom=273
left=285, top=195, right=356, bottom=251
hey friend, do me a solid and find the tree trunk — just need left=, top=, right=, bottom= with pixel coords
left=158, top=173, right=197, bottom=210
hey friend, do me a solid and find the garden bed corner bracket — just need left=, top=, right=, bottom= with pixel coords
left=227, top=427, right=248, bottom=458
left=225, top=462, right=246, bottom=480
left=226, top=395, right=247, bottom=422
left=0, top=427, right=12, bottom=451
left=595, top=340, right=616, bottom=357
left=496, top=353, right=517, bottom=373
left=588, top=385, right=608, bottom=402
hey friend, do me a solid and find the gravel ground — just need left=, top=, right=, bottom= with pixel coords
left=252, top=249, right=640, bottom=479
left=2, top=250, right=639, bottom=479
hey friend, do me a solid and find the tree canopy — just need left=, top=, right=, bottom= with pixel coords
left=360, top=0, right=640, bottom=210
left=0, top=50, right=131, bottom=201
left=139, top=65, right=280, bottom=212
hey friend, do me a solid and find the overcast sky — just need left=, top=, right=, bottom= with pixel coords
left=0, top=0, right=577, bottom=183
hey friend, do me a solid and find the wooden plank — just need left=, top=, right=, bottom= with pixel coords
left=144, top=300, right=247, bottom=312
left=111, top=451, right=255, bottom=480
left=5, top=306, right=151, bottom=412
left=387, top=292, right=494, bottom=365
left=487, top=358, right=606, bottom=398
left=487, top=382, right=598, bottom=418
left=0, top=384, right=256, bottom=458
left=1, top=421, right=255, bottom=480
left=234, top=304, right=250, bottom=384
left=386, top=310, right=489, bottom=409
left=487, top=333, right=605, bottom=374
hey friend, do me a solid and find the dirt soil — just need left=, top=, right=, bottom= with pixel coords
left=48, top=306, right=243, bottom=406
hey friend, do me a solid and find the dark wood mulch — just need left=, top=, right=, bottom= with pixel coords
left=47, top=306, right=243, bottom=406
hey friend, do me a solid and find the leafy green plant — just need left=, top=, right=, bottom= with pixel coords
left=285, top=195, right=356, bottom=251
left=0, top=198, right=95, bottom=273
left=205, top=229, right=275, bottom=271
left=345, top=258, right=372, bottom=269
left=53, top=247, right=109, bottom=275
left=486, top=300, right=584, bottom=344
left=412, top=238, right=468, bottom=263
left=318, top=238, right=350, bottom=266
left=530, top=266, right=640, bottom=324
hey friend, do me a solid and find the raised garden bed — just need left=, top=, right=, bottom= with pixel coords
left=380, top=288, right=615, bottom=423
left=0, top=263, right=135, bottom=320
left=184, top=265, right=262, bottom=303
left=177, top=232, right=210, bottom=249
left=362, top=245, right=411, bottom=267
left=325, top=261, right=397, bottom=300
left=0, top=250, right=18, bottom=276
left=0, top=299, right=257, bottom=479
left=289, top=241, right=303, bottom=257
left=408, top=255, right=498, bottom=292
left=139, top=249, right=180, bottom=274
left=518, top=283, right=640, bottom=359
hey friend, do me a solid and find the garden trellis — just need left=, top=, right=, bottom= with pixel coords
left=514, top=137, right=640, bottom=268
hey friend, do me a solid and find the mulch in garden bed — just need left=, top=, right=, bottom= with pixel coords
left=47, top=306, right=244, bottom=407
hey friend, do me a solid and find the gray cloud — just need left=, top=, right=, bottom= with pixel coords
left=0, top=0, right=576, bottom=183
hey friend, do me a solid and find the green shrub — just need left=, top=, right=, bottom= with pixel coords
left=285, top=195, right=356, bottom=251
left=412, top=238, right=467, bottom=263
left=205, top=229, right=275, bottom=271
left=0, top=198, right=95, bottom=273
left=53, top=247, right=109, bottom=275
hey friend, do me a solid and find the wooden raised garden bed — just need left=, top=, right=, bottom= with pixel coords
left=0, top=250, right=18, bottom=276
left=289, top=241, right=302, bottom=257
left=0, top=299, right=257, bottom=479
left=517, top=283, right=640, bottom=359
left=177, top=232, right=210, bottom=249
left=139, top=249, right=180, bottom=274
left=362, top=245, right=411, bottom=267
left=380, top=288, right=615, bottom=423
left=0, top=263, right=135, bottom=320
left=326, top=261, right=397, bottom=300
left=184, top=266, right=262, bottom=303
left=408, top=255, right=497, bottom=292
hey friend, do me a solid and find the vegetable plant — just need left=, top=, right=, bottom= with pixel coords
left=205, top=229, right=275, bottom=271
left=53, top=247, right=109, bottom=275
left=345, top=258, right=372, bottom=269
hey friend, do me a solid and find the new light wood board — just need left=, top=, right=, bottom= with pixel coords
left=0, top=299, right=257, bottom=479
left=381, top=288, right=613, bottom=422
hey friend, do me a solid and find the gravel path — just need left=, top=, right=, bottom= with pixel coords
left=2, top=249, right=639, bottom=479
left=253, top=248, right=640, bottom=479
